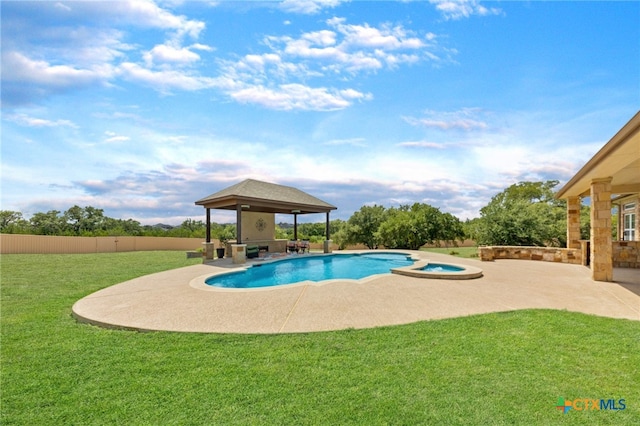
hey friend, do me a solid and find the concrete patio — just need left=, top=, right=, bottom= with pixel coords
left=72, top=251, right=640, bottom=334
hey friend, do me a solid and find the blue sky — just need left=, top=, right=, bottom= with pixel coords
left=2, top=0, right=638, bottom=225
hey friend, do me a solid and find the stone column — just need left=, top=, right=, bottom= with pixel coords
left=202, top=242, right=214, bottom=261
left=566, top=196, right=581, bottom=249
left=231, top=244, right=247, bottom=264
left=616, top=203, right=622, bottom=241
left=590, top=178, right=613, bottom=282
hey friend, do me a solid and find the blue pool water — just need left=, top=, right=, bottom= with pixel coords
left=421, top=263, right=465, bottom=272
left=205, top=253, right=415, bottom=288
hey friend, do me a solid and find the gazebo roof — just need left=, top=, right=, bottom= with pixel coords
left=556, top=111, right=640, bottom=199
left=195, top=179, right=337, bottom=214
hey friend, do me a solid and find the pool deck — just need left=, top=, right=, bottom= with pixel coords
left=72, top=250, right=640, bottom=334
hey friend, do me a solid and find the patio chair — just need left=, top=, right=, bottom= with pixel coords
left=246, top=245, right=259, bottom=259
left=298, top=240, right=310, bottom=254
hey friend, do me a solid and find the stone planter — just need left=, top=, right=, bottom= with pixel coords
left=186, top=251, right=202, bottom=259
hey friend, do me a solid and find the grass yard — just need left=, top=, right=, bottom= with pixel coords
left=422, top=246, right=479, bottom=258
left=1, top=251, right=639, bottom=425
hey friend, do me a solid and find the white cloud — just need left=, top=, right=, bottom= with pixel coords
left=60, top=28, right=133, bottom=67
left=190, top=43, right=214, bottom=52
left=141, top=42, right=212, bottom=69
left=328, top=18, right=424, bottom=50
left=3, top=106, right=601, bottom=224
left=54, top=2, right=72, bottom=12
left=1, top=51, right=114, bottom=106
left=106, top=0, right=206, bottom=40
left=143, top=44, right=202, bottom=67
left=282, top=36, right=349, bottom=61
left=397, top=141, right=446, bottom=149
left=406, top=117, right=488, bottom=131
left=228, top=53, right=310, bottom=81
left=1, top=2, right=446, bottom=111
left=5, top=113, right=77, bottom=128
left=279, top=0, right=344, bottom=15
left=429, top=0, right=503, bottom=21
left=324, top=138, right=367, bottom=147
left=212, top=17, right=442, bottom=110
left=2, top=51, right=112, bottom=88
left=118, top=62, right=219, bottom=92
left=270, top=17, right=434, bottom=74
left=104, top=131, right=131, bottom=144
left=1, top=0, right=209, bottom=106
left=403, top=108, right=489, bottom=131
left=303, top=30, right=338, bottom=47
left=229, top=83, right=371, bottom=111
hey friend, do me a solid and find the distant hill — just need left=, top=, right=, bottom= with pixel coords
left=150, top=223, right=174, bottom=231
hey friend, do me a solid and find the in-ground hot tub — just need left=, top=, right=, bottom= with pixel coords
left=392, top=259, right=483, bottom=280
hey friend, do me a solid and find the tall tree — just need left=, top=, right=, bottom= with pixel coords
left=377, top=203, right=464, bottom=250
left=0, top=211, right=29, bottom=233
left=29, top=210, right=65, bottom=235
left=169, top=219, right=206, bottom=237
left=475, top=180, right=568, bottom=246
left=344, top=205, right=387, bottom=249
left=64, top=205, right=107, bottom=235
left=438, top=212, right=466, bottom=246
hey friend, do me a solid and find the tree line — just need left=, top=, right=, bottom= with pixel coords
left=0, top=206, right=211, bottom=238
left=1, top=180, right=589, bottom=248
left=0, top=203, right=465, bottom=249
left=331, top=180, right=590, bottom=249
left=333, top=203, right=465, bottom=250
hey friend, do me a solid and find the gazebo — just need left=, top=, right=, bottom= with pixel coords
left=195, top=179, right=337, bottom=261
left=556, top=111, right=640, bottom=281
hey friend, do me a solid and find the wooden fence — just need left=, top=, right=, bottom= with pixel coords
left=1, top=234, right=477, bottom=255
left=0, top=234, right=209, bottom=254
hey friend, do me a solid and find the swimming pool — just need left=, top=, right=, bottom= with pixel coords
left=205, top=252, right=415, bottom=288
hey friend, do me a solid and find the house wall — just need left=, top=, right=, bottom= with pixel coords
left=240, top=211, right=275, bottom=243
left=613, top=241, right=640, bottom=268
left=616, top=195, right=639, bottom=241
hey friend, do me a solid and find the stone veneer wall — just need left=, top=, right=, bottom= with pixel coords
left=479, top=246, right=582, bottom=265
left=613, top=241, right=640, bottom=268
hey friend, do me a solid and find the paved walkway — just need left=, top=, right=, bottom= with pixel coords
left=72, top=251, right=640, bottom=334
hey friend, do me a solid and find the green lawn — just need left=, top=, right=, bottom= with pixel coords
left=422, top=246, right=479, bottom=258
left=2, top=252, right=638, bottom=425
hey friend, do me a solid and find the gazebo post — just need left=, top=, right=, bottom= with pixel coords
left=202, top=208, right=214, bottom=261
left=205, top=208, right=211, bottom=243
left=293, top=213, right=298, bottom=240
left=236, top=204, right=242, bottom=243
left=325, top=212, right=330, bottom=240
left=324, top=211, right=332, bottom=253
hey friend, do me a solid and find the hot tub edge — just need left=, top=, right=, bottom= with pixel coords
left=391, top=260, right=483, bottom=280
